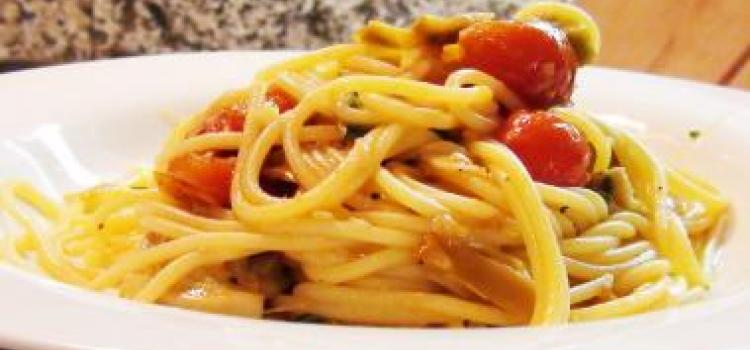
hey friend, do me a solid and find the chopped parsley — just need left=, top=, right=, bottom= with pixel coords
left=345, top=91, right=362, bottom=108
left=688, top=129, right=701, bottom=140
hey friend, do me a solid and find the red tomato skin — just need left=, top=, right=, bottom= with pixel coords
left=160, top=86, right=297, bottom=208
left=196, top=85, right=296, bottom=135
left=161, top=103, right=244, bottom=208
left=197, top=105, right=246, bottom=134
left=266, top=85, right=297, bottom=113
left=160, top=153, right=236, bottom=208
left=497, top=110, right=592, bottom=187
left=458, top=20, right=578, bottom=109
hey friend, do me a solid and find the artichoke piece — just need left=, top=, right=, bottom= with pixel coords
left=412, top=13, right=495, bottom=44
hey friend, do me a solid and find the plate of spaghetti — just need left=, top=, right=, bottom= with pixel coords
left=1, top=2, right=749, bottom=349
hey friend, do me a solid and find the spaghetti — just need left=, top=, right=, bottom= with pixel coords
left=0, top=2, right=728, bottom=327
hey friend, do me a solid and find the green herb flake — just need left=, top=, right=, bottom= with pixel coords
left=345, top=91, right=363, bottom=108
left=688, top=129, right=701, bottom=140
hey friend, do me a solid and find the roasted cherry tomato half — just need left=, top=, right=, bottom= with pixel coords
left=196, top=104, right=247, bottom=134
left=159, top=153, right=237, bottom=208
left=497, top=109, right=591, bottom=187
left=160, top=85, right=297, bottom=208
left=197, top=85, right=296, bottom=135
left=265, top=85, right=297, bottom=114
left=458, top=20, right=578, bottom=109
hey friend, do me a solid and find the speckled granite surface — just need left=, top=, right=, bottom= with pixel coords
left=1, top=0, right=93, bottom=62
left=1, top=0, right=540, bottom=67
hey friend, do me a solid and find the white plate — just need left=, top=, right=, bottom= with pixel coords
left=0, top=52, right=749, bottom=350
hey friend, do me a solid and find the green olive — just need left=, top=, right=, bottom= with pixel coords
left=513, top=2, right=601, bottom=64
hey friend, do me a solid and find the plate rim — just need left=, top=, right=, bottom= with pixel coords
left=0, top=51, right=749, bottom=350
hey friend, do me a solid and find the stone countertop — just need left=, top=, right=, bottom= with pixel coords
left=0, top=0, right=533, bottom=68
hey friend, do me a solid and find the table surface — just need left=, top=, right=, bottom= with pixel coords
left=579, top=0, right=750, bottom=90
left=1, top=0, right=748, bottom=91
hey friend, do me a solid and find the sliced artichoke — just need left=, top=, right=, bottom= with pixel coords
left=412, top=12, right=495, bottom=43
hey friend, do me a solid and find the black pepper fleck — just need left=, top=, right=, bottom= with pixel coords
left=433, top=129, right=462, bottom=143
left=344, top=124, right=371, bottom=141
left=403, top=157, right=420, bottom=167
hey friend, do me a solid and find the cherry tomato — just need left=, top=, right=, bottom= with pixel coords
left=265, top=85, right=297, bottom=113
left=196, top=85, right=297, bottom=135
left=196, top=104, right=246, bottom=134
left=160, top=86, right=298, bottom=208
left=159, top=153, right=236, bottom=207
left=497, top=110, right=591, bottom=187
left=458, top=20, right=578, bottom=109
